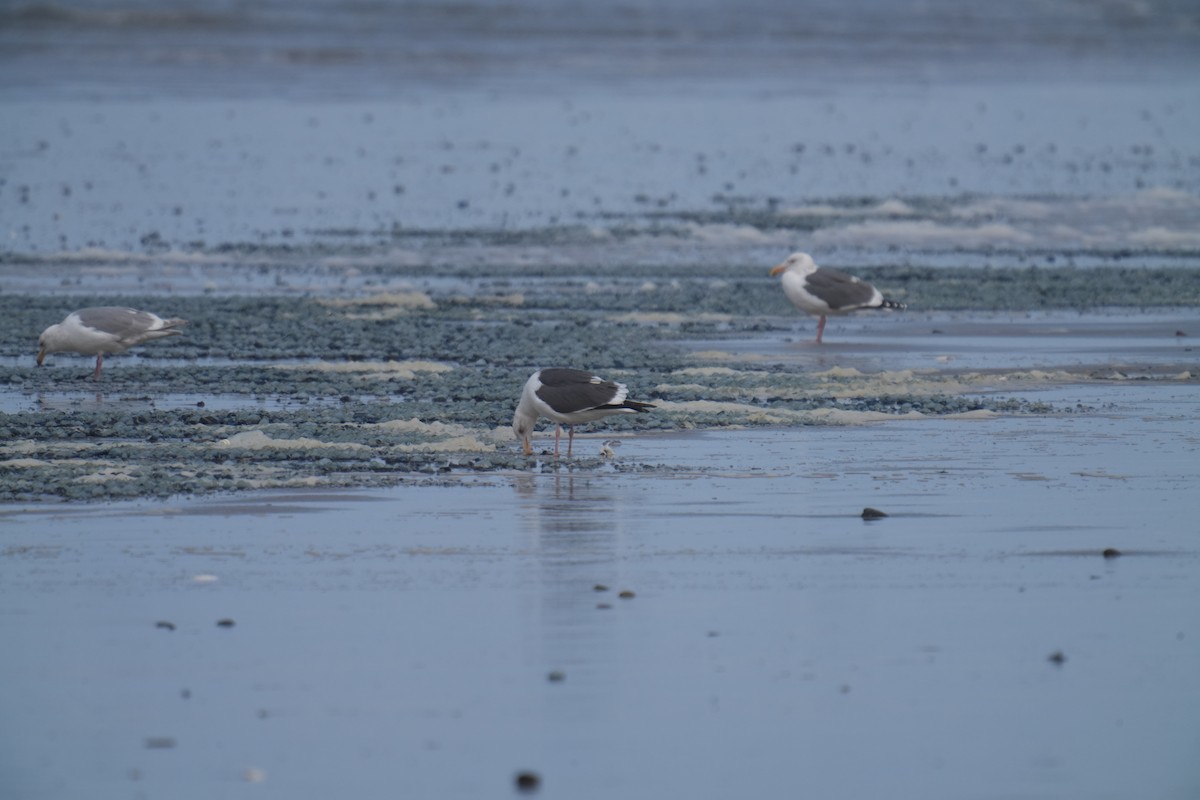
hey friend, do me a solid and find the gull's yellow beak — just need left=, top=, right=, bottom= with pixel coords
left=769, top=263, right=787, bottom=277
left=36, top=348, right=46, bottom=366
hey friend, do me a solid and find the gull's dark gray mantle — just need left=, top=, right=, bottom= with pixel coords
left=513, top=368, right=656, bottom=457
left=803, top=267, right=890, bottom=311
left=536, top=368, right=627, bottom=415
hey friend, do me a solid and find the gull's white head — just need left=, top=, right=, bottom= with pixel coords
left=513, top=375, right=539, bottom=456
left=36, top=323, right=64, bottom=365
left=769, top=252, right=818, bottom=277
left=512, top=407, right=535, bottom=455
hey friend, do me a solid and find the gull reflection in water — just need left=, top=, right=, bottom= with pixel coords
left=35, top=391, right=109, bottom=410
left=511, top=472, right=632, bottom=708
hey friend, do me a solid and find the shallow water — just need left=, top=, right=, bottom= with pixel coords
left=5, top=88, right=1200, bottom=256
left=681, top=309, right=1200, bottom=374
left=2, top=383, right=1198, bottom=799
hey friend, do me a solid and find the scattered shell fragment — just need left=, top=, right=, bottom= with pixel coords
left=514, top=771, right=541, bottom=792
left=861, top=507, right=888, bottom=519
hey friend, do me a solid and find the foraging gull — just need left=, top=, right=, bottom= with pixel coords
left=37, top=306, right=188, bottom=380
left=513, top=368, right=655, bottom=457
left=769, top=252, right=905, bottom=343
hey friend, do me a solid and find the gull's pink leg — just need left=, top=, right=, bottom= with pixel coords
left=567, top=426, right=575, bottom=457
left=815, top=315, right=827, bottom=344
left=93, top=353, right=104, bottom=381
left=554, top=425, right=562, bottom=458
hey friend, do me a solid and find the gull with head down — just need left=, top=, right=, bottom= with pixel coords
left=513, top=368, right=656, bottom=458
left=37, top=306, right=188, bottom=380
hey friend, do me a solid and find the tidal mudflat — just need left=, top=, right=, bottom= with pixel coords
left=2, top=316, right=1197, bottom=798
left=3, top=1, right=1200, bottom=798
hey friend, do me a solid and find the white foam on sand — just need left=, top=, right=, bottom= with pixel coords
left=680, top=223, right=794, bottom=246
left=217, top=431, right=369, bottom=451
left=78, top=467, right=135, bottom=483
left=1127, top=227, right=1200, bottom=248
left=671, top=366, right=769, bottom=378
left=690, top=350, right=770, bottom=362
left=3, top=441, right=100, bottom=456
left=780, top=199, right=918, bottom=218
left=942, top=189, right=1200, bottom=250
left=367, top=418, right=507, bottom=452
left=612, top=312, right=734, bottom=325
left=320, top=292, right=437, bottom=318
left=1, top=455, right=126, bottom=471
left=32, top=248, right=227, bottom=265
left=785, top=189, right=1200, bottom=252
left=814, top=219, right=1036, bottom=248
left=446, top=293, right=525, bottom=307
left=276, top=360, right=454, bottom=378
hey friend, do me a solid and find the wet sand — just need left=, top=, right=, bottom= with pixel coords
left=2, top=278, right=1198, bottom=799
left=2, top=380, right=1198, bottom=799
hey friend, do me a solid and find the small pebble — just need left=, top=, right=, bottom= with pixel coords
left=861, top=507, right=888, bottom=519
left=216, top=618, right=236, bottom=628
left=547, top=670, right=565, bottom=683
left=144, top=736, right=176, bottom=749
left=155, top=620, right=176, bottom=631
left=593, top=584, right=609, bottom=592
left=618, top=590, right=636, bottom=599
left=514, top=771, right=541, bottom=792
left=596, top=602, right=612, bottom=610
left=243, top=767, right=267, bottom=783
left=1102, top=547, right=1121, bottom=559
left=1047, top=650, right=1067, bottom=665
left=191, top=574, right=219, bottom=584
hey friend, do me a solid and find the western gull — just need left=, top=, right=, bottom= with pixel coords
left=769, top=252, right=905, bottom=343
left=513, top=368, right=656, bottom=457
left=37, top=306, right=189, bottom=380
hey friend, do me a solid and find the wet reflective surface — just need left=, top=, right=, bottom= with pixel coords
left=3, top=0, right=1200, bottom=796
left=2, top=382, right=1197, bottom=799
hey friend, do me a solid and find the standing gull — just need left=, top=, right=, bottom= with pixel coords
left=769, top=252, right=905, bottom=343
left=513, top=368, right=656, bottom=457
left=37, top=306, right=189, bottom=380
